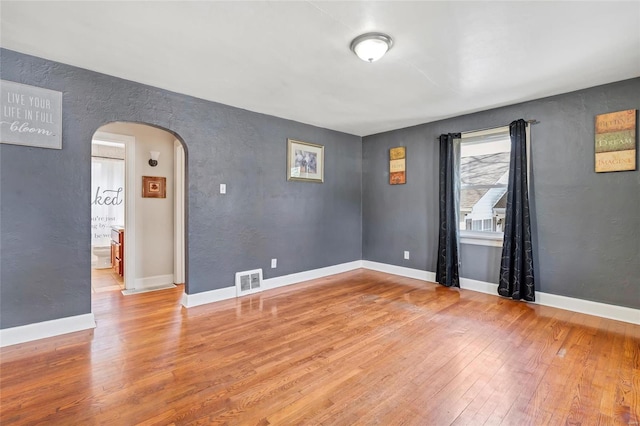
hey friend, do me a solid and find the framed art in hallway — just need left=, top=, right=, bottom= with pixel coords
left=287, top=138, right=324, bottom=183
left=142, top=176, right=166, bottom=198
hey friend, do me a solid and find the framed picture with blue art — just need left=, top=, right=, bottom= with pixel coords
left=287, top=138, right=324, bottom=183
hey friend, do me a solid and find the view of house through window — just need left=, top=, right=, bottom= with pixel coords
left=459, top=128, right=511, bottom=234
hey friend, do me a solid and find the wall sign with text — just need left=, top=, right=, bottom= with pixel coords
left=595, top=109, right=636, bottom=173
left=1, top=80, right=62, bottom=150
left=389, top=146, right=406, bottom=184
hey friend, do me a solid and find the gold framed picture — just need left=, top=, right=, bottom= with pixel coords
left=389, top=146, right=406, bottom=184
left=287, top=138, right=324, bottom=183
left=142, top=176, right=166, bottom=198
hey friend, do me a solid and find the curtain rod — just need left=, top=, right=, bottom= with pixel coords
left=460, top=119, right=539, bottom=136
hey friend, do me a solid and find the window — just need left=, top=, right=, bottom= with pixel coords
left=459, top=127, right=511, bottom=241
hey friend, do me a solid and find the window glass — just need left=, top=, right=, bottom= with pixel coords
left=459, top=130, right=511, bottom=233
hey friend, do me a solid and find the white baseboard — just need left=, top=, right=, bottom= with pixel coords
left=182, top=286, right=236, bottom=308
left=535, top=291, right=640, bottom=325
left=182, top=260, right=363, bottom=308
left=362, top=261, right=436, bottom=282
left=133, top=274, right=174, bottom=290
left=263, top=260, right=363, bottom=290
left=0, top=313, right=96, bottom=348
left=460, top=277, right=499, bottom=294
left=122, top=284, right=176, bottom=295
left=362, top=261, right=640, bottom=325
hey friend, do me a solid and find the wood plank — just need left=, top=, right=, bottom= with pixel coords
left=1, top=270, right=638, bottom=425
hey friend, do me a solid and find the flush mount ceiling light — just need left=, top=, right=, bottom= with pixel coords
left=350, top=32, right=393, bottom=63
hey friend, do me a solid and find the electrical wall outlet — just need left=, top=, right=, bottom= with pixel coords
left=404, top=251, right=410, bottom=260
left=271, top=258, right=277, bottom=268
left=220, top=183, right=226, bottom=194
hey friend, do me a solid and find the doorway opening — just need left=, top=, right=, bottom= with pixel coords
left=91, top=137, right=126, bottom=293
left=90, top=122, right=186, bottom=296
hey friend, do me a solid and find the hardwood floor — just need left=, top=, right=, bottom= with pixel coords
left=1, top=269, right=638, bottom=425
left=91, top=267, right=124, bottom=293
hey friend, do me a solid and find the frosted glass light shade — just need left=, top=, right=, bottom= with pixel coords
left=149, top=150, right=160, bottom=167
left=350, top=33, right=393, bottom=62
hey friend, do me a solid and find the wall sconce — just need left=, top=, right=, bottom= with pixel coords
left=149, top=151, right=160, bottom=167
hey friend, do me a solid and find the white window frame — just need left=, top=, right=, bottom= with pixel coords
left=459, top=125, right=512, bottom=247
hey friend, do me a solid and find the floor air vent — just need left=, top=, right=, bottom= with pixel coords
left=235, top=269, right=263, bottom=297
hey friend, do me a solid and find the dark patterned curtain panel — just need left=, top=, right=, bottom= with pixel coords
left=436, top=133, right=461, bottom=288
left=498, top=119, right=535, bottom=301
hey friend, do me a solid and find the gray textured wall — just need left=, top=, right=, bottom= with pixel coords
left=0, top=49, right=362, bottom=329
left=363, top=78, right=640, bottom=309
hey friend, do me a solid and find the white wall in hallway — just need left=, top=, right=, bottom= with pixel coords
left=98, top=122, right=175, bottom=283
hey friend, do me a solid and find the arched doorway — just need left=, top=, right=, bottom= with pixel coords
left=90, top=122, right=187, bottom=295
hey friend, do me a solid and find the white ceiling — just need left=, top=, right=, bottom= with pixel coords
left=1, top=1, right=639, bottom=136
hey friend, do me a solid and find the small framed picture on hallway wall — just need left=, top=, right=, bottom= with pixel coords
left=142, top=176, right=166, bottom=198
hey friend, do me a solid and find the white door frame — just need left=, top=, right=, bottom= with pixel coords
left=93, top=131, right=136, bottom=290
left=174, top=140, right=186, bottom=285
